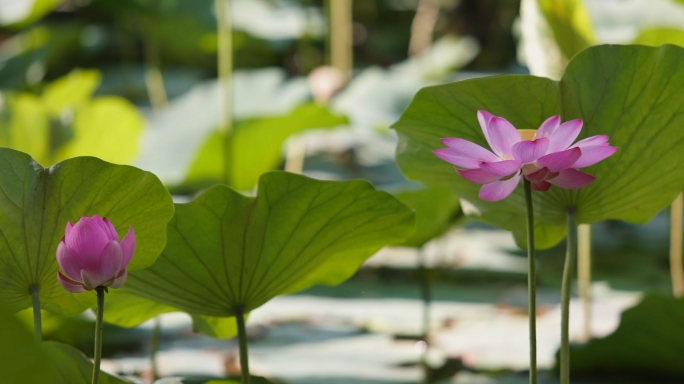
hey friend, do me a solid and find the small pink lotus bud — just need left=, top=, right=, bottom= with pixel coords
left=56, top=215, right=135, bottom=293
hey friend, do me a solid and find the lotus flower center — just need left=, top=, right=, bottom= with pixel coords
left=518, top=129, right=537, bottom=141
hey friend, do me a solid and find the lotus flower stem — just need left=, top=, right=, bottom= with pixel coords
left=92, top=287, right=106, bottom=384
left=30, top=285, right=42, bottom=344
left=523, top=179, right=537, bottom=384
left=149, top=317, right=162, bottom=382
left=236, top=309, right=250, bottom=384
left=577, top=224, right=592, bottom=342
left=560, top=209, right=577, bottom=384
left=670, top=192, right=684, bottom=298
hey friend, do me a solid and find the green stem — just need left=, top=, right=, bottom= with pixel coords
left=418, top=248, right=430, bottom=384
left=92, top=287, right=106, bottom=384
left=236, top=309, right=250, bottom=384
left=30, top=285, right=42, bottom=344
left=561, top=209, right=577, bottom=384
left=214, top=0, right=234, bottom=186
left=523, top=179, right=537, bottom=384
left=150, top=317, right=162, bottom=382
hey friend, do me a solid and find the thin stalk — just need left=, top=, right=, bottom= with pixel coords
left=560, top=209, right=578, bottom=384
left=523, top=179, right=537, bottom=384
left=670, top=192, right=684, bottom=298
left=149, top=317, right=162, bottom=382
left=30, top=285, right=42, bottom=344
left=408, top=0, right=441, bottom=56
left=215, top=0, right=234, bottom=186
left=577, top=224, right=592, bottom=342
left=418, top=248, right=430, bottom=384
left=235, top=309, right=250, bottom=384
left=142, top=0, right=168, bottom=111
left=328, top=0, right=353, bottom=80
left=92, top=287, right=106, bottom=384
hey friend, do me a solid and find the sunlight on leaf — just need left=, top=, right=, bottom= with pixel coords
left=185, top=103, right=347, bottom=191
left=393, top=44, right=684, bottom=248
left=111, top=172, right=414, bottom=326
left=0, top=148, right=174, bottom=316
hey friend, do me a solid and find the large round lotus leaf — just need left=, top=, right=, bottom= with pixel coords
left=391, top=186, right=462, bottom=248
left=0, top=148, right=174, bottom=316
left=393, top=44, right=684, bottom=248
left=119, top=172, right=415, bottom=317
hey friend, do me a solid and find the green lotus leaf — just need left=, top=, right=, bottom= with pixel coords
left=392, top=186, right=462, bottom=248
left=566, top=294, right=684, bottom=377
left=116, top=172, right=414, bottom=320
left=0, top=305, right=130, bottom=383
left=42, top=69, right=101, bottom=117
left=185, top=103, right=348, bottom=191
left=53, top=97, right=144, bottom=165
left=0, top=148, right=174, bottom=316
left=393, top=44, right=684, bottom=248
left=0, top=69, right=144, bottom=166
left=42, top=341, right=132, bottom=383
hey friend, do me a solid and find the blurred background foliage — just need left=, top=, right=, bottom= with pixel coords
left=4, top=0, right=684, bottom=383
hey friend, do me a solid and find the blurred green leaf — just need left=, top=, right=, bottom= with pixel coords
left=112, top=172, right=414, bottom=328
left=190, top=314, right=239, bottom=339
left=186, top=103, right=348, bottom=191
left=392, top=187, right=462, bottom=248
left=536, top=0, right=596, bottom=59
left=393, top=44, right=684, bottom=248
left=155, top=376, right=276, bottom=384
left=42, top=69, right=101, bottom=116
left=566, top=294, right=684, bottom=377
left=103, top=290, right=177, bottom=328
left=1, top=0, right=62, bottom=29
left=7, top=93, right=50, bottom=165
left=0, top=305, right=130, bottom=383
left=42, top=341, right=132, bottom=383
left=0, top=148, right=174, bottom=316
left=1, top=69, right=144, bottom=165
left=633, top=28, right=684, bottom=47
left=53, top=97, right=144, bottom=165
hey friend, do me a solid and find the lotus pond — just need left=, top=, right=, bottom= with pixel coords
left=2, top=1, right=684, bottom=384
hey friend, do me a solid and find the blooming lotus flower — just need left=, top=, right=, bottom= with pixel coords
left=433, top=111, right=617, bottom=201
left=56, top=215, right=135, bottom=293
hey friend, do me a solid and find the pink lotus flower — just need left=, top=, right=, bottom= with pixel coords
left=56, top=215, right=135, bottom=293
left=433, top=111, right=617, bottom=201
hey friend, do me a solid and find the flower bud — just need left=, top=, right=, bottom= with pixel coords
left=56, top=215, right=135, bottom=293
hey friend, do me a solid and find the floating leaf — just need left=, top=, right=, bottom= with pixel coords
left=43, top=341, right=132, bottom=383
left=112, top=172, right=414, bottom=324
left=392, top=186, right=462, bottom=248
left=0, top=148, right=174, bottom=316
left=566, top=294, right=684, bottom=378
left=185, top=103, right=347, bottom=191
left=393, top=44, right=684, bottom=248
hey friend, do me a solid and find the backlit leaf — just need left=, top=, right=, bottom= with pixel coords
left=0, top=148, right=174, bottom=316
left=393, top=44, right=684, bottom=248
